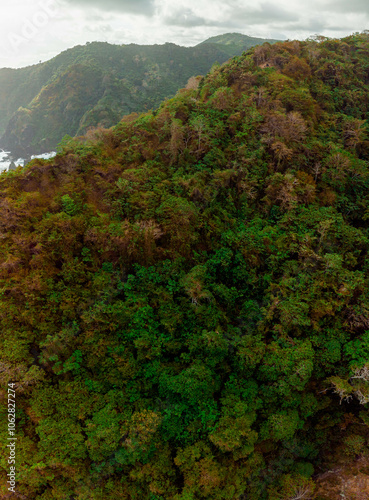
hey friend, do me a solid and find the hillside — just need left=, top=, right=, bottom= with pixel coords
left=0, top=34, right=369, bottom=499
left=196, top=32, right=280, bottom=55
left=0, top=34, right=279, bottom=156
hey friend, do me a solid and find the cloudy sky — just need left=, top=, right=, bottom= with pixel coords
left=0, top=0, right=368, bottom=68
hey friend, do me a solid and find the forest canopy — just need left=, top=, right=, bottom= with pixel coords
left=1, top=33, right=369, bottom=499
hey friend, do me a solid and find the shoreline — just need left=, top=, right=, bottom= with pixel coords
left=0, top=149, right=57, bottom=172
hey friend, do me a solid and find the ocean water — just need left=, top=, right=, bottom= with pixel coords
left=0, top=150, right=56, bottom=172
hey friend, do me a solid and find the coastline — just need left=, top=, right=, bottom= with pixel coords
left=0, top=149, right=56, bottom=172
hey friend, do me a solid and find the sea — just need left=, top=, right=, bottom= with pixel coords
left=0, top=149, right=56, bottom=172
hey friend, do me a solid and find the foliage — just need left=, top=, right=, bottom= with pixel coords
left=1, top=33, right=369, bottom=499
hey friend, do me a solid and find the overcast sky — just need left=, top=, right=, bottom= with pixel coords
left=0, top=0, right=368, bottom=68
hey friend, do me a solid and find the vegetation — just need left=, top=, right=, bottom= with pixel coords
left=0, top=34, right=280, bottom=156
left=0, top=33, right=369, bottom=499
left=197, top=33, right=281, bottom=56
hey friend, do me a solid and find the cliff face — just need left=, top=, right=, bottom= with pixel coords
left=0, top=34, right=279, bottom=155
left=0, top=34, right=368, bottom=499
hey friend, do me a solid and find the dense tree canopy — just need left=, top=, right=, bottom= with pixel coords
left=0, top=33, right=369, bottom=499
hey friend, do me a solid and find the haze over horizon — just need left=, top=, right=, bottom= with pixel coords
left=0, top=0, right=368, bottom=69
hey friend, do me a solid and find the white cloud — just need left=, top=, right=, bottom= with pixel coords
left=63, top=0, right=156, bottom=15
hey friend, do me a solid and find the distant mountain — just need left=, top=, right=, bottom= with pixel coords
left=0, top=34, right=281, bottom=155
left=198, top=32, right=281, bottom=55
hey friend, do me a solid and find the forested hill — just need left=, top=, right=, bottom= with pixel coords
left=1, top=34, right=369, bottom=499
left=197, top=32, right=281, bottom=55
left=0, top=33, right=279, bottom=156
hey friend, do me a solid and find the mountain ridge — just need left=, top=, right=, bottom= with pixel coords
left=0, top=33, right=281, bottom=156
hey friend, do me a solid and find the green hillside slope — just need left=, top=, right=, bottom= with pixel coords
left=0, top=34, right=280, bottom=155
left=0, top=34, right=369, bottom=499
left=197, top=32, right=281, bottom=55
